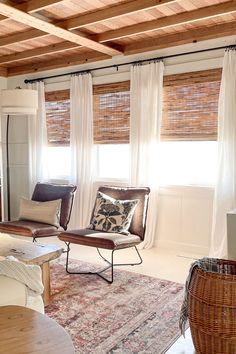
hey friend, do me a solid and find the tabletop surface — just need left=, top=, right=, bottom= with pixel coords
left=0, top=305, right=75, bottom=354
left=0, top=234, right=63, bottom=265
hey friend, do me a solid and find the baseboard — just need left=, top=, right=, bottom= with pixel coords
left=154, top=239, right=209, bottom=256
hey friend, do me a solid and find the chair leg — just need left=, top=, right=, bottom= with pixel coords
left=64, top=242, right=114, bottom=284
left=64, top=243, right=143, bottom=284
left=96, top=246, right=143, bottom=267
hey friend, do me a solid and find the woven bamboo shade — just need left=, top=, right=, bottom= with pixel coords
left=93, top=81, right=130, bottom=144
left=45, top=89, right=70, bottom=146
left=44, top=69, right=221, bottom=146
left=162, top=68, right=222, bottom=141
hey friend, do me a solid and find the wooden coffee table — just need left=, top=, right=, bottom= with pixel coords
left=0, top=305, right=75, bottom=354
left=0, top=234, right=63, bottom=306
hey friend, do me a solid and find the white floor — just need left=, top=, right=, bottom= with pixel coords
left=40, top=235, right=200, bottom=284
left=21, top=235, right=198, bottom=353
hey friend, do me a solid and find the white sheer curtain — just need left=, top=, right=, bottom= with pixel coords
left=130, top=61, right=164, bottom=249
left=69, top=73, right=94, bottom=228
left=210, top=49, right=236, bottom=258
left=28, top=81, right=49, bottom=195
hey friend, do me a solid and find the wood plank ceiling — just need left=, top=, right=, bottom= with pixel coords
left=0, top=0, right=235, bottom=77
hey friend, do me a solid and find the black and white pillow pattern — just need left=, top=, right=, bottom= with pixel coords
left=89, top=191, right=138, bottom=234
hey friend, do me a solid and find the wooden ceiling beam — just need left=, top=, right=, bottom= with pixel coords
left=11, top=0, right=63, bottom=13
left=0, top=1, right=236, bottom=64
left=124, top=20, right=236, bottom=55
left=0, top=0, right=234, bottom=49
left=0, top=0, right=174, bottom=48
left=0, top=28, right=47, bottom=47
left=0, top=41, right=79, bottom=64
left=25, top=0, right=65, bottom=13
left=6, top=19, right=236, bottom=77
left=0, top=0, right=63, bottom=21
left=64, top=0, right=177, bottom=29
left=96, top=1, right=236, bottom=42
left=0, top=0, right=176, bottom=27
left=0, top=3, right=122, bottom=56
left=7, top=51, right=110, bottom=76
left=0, top=0, right=234, bottom=69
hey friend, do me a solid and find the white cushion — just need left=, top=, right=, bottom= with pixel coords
left=0, top=276, right=44, bottom=313
left=19, top=197, right=61, bottom=227
left=0, top=256, right=45, bottom=314
left=0, top=275, right=27, bottom=306
left=26, top=295, right=45, bottom=314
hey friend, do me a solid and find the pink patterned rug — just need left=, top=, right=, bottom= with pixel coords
left=45, top=258, right=184, bottom=354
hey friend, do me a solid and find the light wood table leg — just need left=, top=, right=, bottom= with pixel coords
left=40, top=262, right=51, bottom=307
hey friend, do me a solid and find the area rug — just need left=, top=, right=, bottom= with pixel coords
left=45, top=258, right=184, bottom=354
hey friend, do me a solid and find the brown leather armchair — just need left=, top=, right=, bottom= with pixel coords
left=58, top=186, right=150, bottom=283
left=0, top=183, right=77, bottom=242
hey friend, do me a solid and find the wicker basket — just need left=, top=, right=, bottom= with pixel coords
left=188, top=259, right=236, bottom=354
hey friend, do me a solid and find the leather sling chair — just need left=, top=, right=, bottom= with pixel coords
left=58, top=186, right=150, bottom=284
left=0, top=183, right=77, bottom=242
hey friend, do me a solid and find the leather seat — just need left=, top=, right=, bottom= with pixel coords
left=0, top=220, right=59, bottom=238
left=59, top=228, right=141, bottom=250
left=0, top=183, right=77, bottom=241
left=59, top=185, right=150, bottom=283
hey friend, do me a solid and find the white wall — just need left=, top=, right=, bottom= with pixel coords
left=0, top=78, right=9, bottom=220
left=0, top=79, right=29, bottom=220
left=0, top=113, right=29, bottom=220
left=5, top=36, right=233, bottom=253
left=156, top=186, right=213, bottom=255
left=8, top=116, right=29, bottom=220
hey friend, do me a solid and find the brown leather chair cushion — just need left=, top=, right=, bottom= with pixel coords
left=59, top=229, right=141, bottom=250
left=32, top=183, right=77, bottom=230
left=0, top=220, right=59, bottom=238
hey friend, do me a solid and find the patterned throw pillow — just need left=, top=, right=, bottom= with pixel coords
left=89, top=191, right=139, bottom=234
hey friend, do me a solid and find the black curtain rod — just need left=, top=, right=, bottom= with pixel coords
left=24, top=44, right=235, bottom=84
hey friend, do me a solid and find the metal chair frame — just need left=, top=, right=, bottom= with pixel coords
left=64, top=241, right=143, bottom=284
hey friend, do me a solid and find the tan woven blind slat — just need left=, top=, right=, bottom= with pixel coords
left=45, top=69, right=221, bottom=146
left=93, top=81, right=130, bottom=144
left=45, top=89, right=70, bottom=146
left=162, top=69, right=222, bottom=141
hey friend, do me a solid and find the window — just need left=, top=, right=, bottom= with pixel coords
left=162, top=69, right=221, bottom=141
left=158, top=141, right=218, bottom=186
left=45, top=69, right=221, bottom=185
left=45, top=90, right=70, bottom=179
left=159, top=69, right=221, bottom=186
left=93, top=81, right=130, bottom=180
